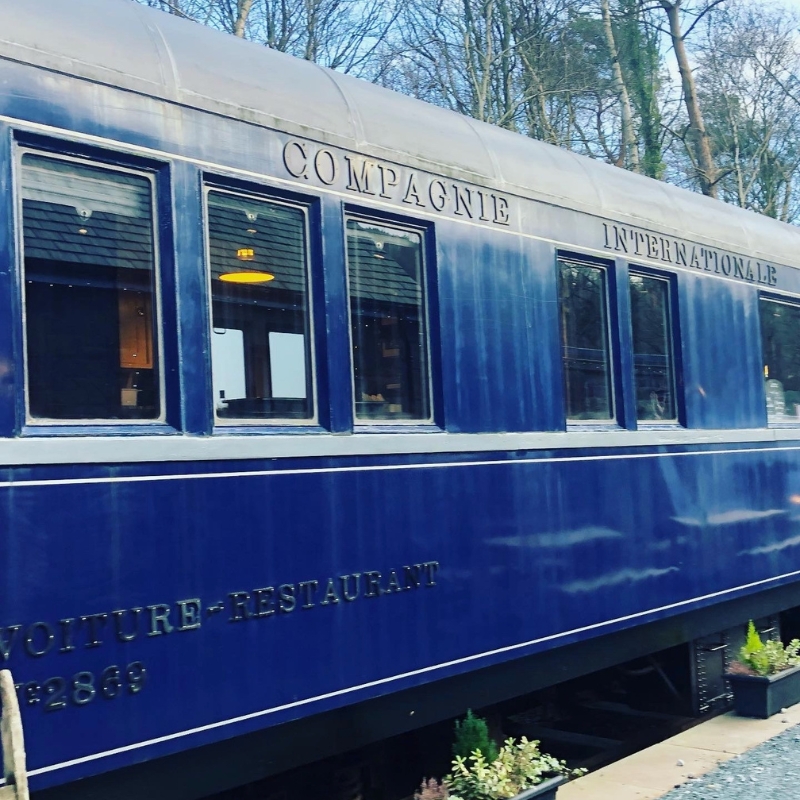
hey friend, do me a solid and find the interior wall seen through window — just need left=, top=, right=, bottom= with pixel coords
left=558, top=260, right=613, bottom=421
left=20, top=153, right=160, bottom=421
left=207, top=190, right=313, bottom=421
left=630, top=273, right=676, bottom=421
left=346, top=218, right=430, bottom=422
left=760, top=297, right=800, bottom=422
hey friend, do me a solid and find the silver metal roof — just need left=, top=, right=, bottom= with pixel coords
left=1, top=0, right=799, bottom=267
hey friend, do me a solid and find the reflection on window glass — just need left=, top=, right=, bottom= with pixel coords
left=558, top=260, right=613, bottom=420
left=630, top=274, right=676, bottom=421
left=346, top=219, right=430, bottom=421
left=207, top=191, right=312, bottom=421
left=760, top=297, right=800, bottom=422
left=21, top=154, right=160, bottom=420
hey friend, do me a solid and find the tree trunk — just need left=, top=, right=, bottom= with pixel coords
left=601, top=0, right=640, bottom=171
left=660, top=0, right=717, bottom=197
left=620, top=0, right=663, bottom=179
left=234, top=0, right=255, bottom=37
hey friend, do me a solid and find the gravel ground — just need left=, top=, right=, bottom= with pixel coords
left=658, top=720, right=800, bottom=800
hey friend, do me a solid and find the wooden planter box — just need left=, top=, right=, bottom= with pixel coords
left=726, top=664, right=800, bottom=718
left=509, top=775, right=567, bottom=800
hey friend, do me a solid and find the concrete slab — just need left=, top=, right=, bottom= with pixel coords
left=668, top=704, right=800, bottom=754
left=558, top=704, right=800, bottom=800
left=557, top=774, right=661, bottom=800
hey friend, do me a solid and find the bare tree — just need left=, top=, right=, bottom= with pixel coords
left=233, top=0, right=254, bottom=36
left=135, top=0, right=800, bottom=223
left=385, top=0, right=622, bottom=152
left=695, top=1, right=800, bottom=221
left=650, top=0, right=722, bottom=197
left=600, top=0, right=639, bottom=170
left=382, top=0, right=521, bottom=125
left=614, top=0, right=666, bottom=179
left=515, top=0, right=610, bottom=148
left=138, top=0, right=216, bottom=23
left=136, top=0, right=399, bottom=77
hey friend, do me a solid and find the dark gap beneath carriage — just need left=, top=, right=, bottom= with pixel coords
left=200, top=614, right=792, bottom=800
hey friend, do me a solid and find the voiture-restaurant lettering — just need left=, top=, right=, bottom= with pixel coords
left=0, top=561, right=440, bottom=664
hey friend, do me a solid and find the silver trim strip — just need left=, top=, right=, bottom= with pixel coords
left=20, top=564, right=800, bottom=780
left=0, top=440, right=799, bottom=487
left=0, top=428, right=798, bottom=468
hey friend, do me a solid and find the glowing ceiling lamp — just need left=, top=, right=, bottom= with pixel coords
left=220, top=271, right=274, bottom=284
left=220, top=245, right=275, bottom=283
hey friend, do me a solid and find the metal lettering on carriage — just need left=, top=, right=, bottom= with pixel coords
left=15, top=661, right=148, bottom=712
left=0, top=600, right=202, bottom=663
left=226, top=561, right=440, bottom=621
left=602, top=222, right=780, bottom=287
left=283, top=139, right=511, bottom=226
left=0, top=562, right=441, bottom=666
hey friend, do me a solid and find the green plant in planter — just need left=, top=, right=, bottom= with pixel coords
left=444, top=737, right=583, bottom=800
left=414, top=777, right=450, bottom=799
left=453, top=710, right=498, bottom=763
left=735, top=620, right=800, bottom=676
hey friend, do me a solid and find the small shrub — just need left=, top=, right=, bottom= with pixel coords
left=736, top=620, right=800, bottom=676
left=742, top=620, right=764, bottom=660
left=445, top=738, right=585, bottom=800
left=453, top=710, right=498, bottom=763
left=414, top=777, right=450, bottom=799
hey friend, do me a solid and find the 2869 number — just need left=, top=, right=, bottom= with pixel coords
left=17, top=662, right=147, bottom=711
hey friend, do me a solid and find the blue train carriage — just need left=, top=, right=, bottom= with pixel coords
left=0, top=0, right=800, bottom=797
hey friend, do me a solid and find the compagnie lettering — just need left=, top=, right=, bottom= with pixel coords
left=282, top=139, right=511, bottom=226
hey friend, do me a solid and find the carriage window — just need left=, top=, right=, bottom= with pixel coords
left=20, top=154, right=160, bottom=421
left=630, top=273, right=676, bottom=421
left=346, top=218, right=430, bottom=422
left=207, top=190, right=313, bottom=421
left=760, top=296, right=800, bottom=422
left=558, top=259, right=613, bottom=420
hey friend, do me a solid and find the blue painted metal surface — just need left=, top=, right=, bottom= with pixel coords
left=0, top=0, right=797, bottom=793
left=2, top=446, right=800, bottom=789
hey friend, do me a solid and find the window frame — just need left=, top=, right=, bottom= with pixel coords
left=758, top=291, right=800, bottom=427
left=627, top=266, right=680, bottom=427
left=344, top=211, right=435, bottom=427
left=557, top=254, right=617, bottom=426
left=202, top=184, right=318, bottom=428
left=15, top=147, right=167, bottom=427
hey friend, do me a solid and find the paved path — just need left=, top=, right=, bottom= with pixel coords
left=558, top=703, right=800, bottom=800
